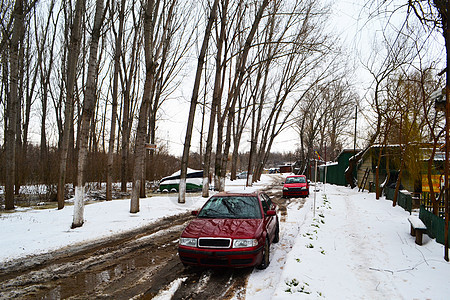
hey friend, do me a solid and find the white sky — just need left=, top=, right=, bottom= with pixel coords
left=158, top=1, right=386, bottom=156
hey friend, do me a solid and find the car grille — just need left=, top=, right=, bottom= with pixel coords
left=231, top=258, right=253, bottom=265
left=180, top=256, right=198, bottom=264
left=288, top=187, right=306, bottom=192
left=200, top=258, right=228, bottom=265
left=198, top=237, right=231, bottom=248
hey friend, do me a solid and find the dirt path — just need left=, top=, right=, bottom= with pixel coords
left=0, top=177, right=288, bottom=299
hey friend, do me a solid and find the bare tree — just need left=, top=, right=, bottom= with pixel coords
left=120, top=2, right=141, bottom=193
left=57, top=0, right=85, bottom=210
left=202, top=0, right=229, bottom=197
left=4, top=0, right=25, bottom=210
left=214, top=0, right=270, bottom=190
left=178, top=0, right=220, bottom=203
left=253, top=0, right=335, bottom=181
left=147, top=0, right=194, bottom=185
left=72, top=0, right=105, bottom=228
left=415, top=62, right=445, bottom=215
left=36, top=1, right=60, bottom=187
left=384, top=71, right=426, bottom=207
left=106, top=0, right=125, bottom=201
left=130, top=0, right=159, bottom=212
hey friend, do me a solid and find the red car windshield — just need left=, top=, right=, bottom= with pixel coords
left=286, top=177, right=306, bottom=184
left=198, top=196, right=262, bottom=219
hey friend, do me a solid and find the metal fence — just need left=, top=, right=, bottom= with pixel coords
left=419, top=205, right=449, bottom=246
left=384, top=187, right=412, bottom=213
left=420, top=192, right=446, bottom=218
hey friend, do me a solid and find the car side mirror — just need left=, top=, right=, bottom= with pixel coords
left=191, top=210, right=198, bottom=216
left=266, top=210, right=276, bottom=216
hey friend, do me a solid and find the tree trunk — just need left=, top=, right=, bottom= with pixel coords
left=131, top=0, right=158, bottom=213
left=72, top=0, right=104, bottom=228
left=376, top=127, right=390, bottom=199
left=107, top=0, right=125, bottom=201
left=14, top=22, right=24, bottom=196
left=247, top=61, right=269, bottom=184
left=202, top=0, right=227, bottom=197
left=57, top=0, right=85, bottom=210
left=179, top=0, right=220, bottom=203
left=120, top=80, right=131, bottom=192
left=120, top=13, right=140, bottom=193
left=5, top=0, right=25, bottom=210
left=219, top=105, right=234, bottom=190
left=231, top=0, right=270, bottom=183
left=393, top=157, right=405, bottom=207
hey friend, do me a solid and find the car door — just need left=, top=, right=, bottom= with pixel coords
left=260, top=193, right=276, bottom=240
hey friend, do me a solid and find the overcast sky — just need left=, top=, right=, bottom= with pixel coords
left=158, top=0, right=446, bottom=157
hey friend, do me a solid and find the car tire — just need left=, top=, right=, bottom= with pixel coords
left=256, top=238, right=270, bottom=270
left=273, top=221, right=280, bottom=243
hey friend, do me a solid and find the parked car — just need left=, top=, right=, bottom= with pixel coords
left=157, top=168, right=203, bottom=193
left=269, top=168, right=280, bottom=174
left=178, top=191, right=279, bottom=269
left=237, top=171, right=248, bottom=179
left=283, top=175, right=309, bottom=198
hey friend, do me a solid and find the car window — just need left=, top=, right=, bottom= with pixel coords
left=198, top=196, right=262, bottom=219
left=286, top=177, right=306, bottom=184
left=260, top=194, right=272, bottom=213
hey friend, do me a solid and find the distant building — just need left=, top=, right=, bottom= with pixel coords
left=355, top=144, right=444, bottom=193
left=278, top=164, right=293, bottom=173
left=319, top=149, right=360, bottom=186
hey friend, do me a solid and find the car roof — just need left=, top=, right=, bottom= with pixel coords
left=287, top=175, right=305, bottom=178
left=212, top=190, right=261, bottom=197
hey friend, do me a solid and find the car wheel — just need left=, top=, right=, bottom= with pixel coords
left=256, top=238, right=270, bottom=270
left=273, top=221, right=280, bottom=243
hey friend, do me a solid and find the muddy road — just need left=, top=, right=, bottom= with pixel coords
left=0, top=177, right=289, bottom=299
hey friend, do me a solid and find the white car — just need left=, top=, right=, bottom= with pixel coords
left=237, top=171, right=248, bottom=179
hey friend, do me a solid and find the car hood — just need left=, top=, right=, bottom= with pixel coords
left=284, top=182, right=307, bottom=188
left=182, top=218, right=263, bottom=239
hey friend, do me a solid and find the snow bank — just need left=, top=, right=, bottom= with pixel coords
left=249, top=184, right=450, bottom=299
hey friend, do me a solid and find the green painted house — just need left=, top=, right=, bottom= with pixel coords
left=319, top=149, right=359, bottom=186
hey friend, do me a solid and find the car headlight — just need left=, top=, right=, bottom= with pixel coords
left=283, top=187, right=288, bottom=191
left=233, top=239, right=258, bottom=248
left=301, top=187, right=307, bottom=190
left=180, top=237, right=197, bottom=247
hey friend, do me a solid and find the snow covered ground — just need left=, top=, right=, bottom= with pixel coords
left=1, top=175, right=450, bottom=299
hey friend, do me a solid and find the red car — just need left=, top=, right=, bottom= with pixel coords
left=178, top=191, right=279, bottom=269
left=283, top=175, right=309, bottom=198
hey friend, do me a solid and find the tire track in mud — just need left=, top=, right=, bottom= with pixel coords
left=0, top=213, right=193, bottom=299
